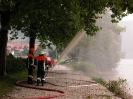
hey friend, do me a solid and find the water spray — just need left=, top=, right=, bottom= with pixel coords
left=54, top=29, right=86, bottom=66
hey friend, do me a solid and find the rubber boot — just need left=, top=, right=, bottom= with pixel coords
left=41, top=80, right=44, bottom=86
left=37, top=80, right=40, bottom=86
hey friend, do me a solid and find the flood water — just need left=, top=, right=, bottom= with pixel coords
left=115, top=59, right=133, bottom=95
left=98, top=59, right=133, bottom=95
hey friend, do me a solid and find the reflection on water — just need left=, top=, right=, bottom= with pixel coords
left=115, top=59, right=133, bottom=95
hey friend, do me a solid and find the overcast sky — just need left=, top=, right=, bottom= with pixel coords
left=121, top=14, right=133, bottom=21
left=119, top=14, right=133, bottom=59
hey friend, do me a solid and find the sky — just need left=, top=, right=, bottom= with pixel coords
left=121, top=14, right=133, bottom=21
left=119, top=14, right=133, bottom=59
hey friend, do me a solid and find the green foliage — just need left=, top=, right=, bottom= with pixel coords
left=66, top=61, right=97, bottom=76
left=0, top=78, right=13, bottom=97
left=6, top=55, right=26, bottom=74
left=107, top=0, right=133, bottom=22
left=92, top=77, right=131, bottom=99
left=92, top=77, right=107, bottom=86
left=0, top=70, right=27, bottom=97
left=8, top=0, right=131, bottom=49
left=106, top=78, right=128, bottom=97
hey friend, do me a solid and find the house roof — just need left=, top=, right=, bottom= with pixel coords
left=7, top=43, right=39, bottom=51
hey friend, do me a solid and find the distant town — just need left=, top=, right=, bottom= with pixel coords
left=7, top=43, right=39, bottom=56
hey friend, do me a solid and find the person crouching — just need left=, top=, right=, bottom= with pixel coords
left=34, top=51, right=47, bottom=86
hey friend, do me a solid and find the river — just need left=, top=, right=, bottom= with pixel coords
left=98, top=59, right=133, bottom=96
left=115, top=59, right=133, bottom=95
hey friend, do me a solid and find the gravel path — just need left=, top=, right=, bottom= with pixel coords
left=2, top=65, right=121, bottom=99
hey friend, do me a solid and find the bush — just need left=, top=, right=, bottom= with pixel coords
left=92, top=77, right=133, bottom=99
left=6, top=55, right=26, bottom=74
left=92, top=77, right=106, bottom=86
left=106, top=78, right=132, bottom=98
left=66, top=61, right=97, bottom=76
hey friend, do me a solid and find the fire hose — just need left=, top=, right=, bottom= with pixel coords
left=16, top=80, right=65, bottom=99
left=15, top=66, right=65, bottom=99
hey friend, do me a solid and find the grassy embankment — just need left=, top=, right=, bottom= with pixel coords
left=63, top=61, right=133, bottom=99
left=92, top=77, right=133, bottom=99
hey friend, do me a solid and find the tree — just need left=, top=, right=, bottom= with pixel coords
left=0, top=0, right=39, bottom=76
left=0, top=0, right=16, bottom=76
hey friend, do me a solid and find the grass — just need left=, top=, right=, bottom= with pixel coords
left=92, top=77, right=133, bottom=99
left=0, top=70, right=27, bottom=97
left=92, top=77, right=107, bottom=87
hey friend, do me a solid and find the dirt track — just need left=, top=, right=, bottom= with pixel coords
left=2, top=65, right=121, bottom=99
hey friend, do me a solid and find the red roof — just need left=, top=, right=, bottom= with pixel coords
left=7, top=43, right=39, bottom=51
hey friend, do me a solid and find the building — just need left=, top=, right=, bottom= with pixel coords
left=7, top=43, right=39, bottom=55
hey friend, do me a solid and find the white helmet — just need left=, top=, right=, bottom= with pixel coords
left=39, top=51, right=44, bottom=55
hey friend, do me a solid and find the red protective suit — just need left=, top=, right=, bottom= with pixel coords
left=35, top=55, right=47, bottom=86
left=26, top=53, right=34, bottom=84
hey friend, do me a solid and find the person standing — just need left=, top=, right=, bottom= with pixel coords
left=34, top=51, right=47, bottom=86
left=26, top=48, right=35, bottom=84
left=47, top=56, right=54, bottom=68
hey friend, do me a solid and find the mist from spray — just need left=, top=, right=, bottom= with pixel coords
left=55, top=29, right=86, bottom=66
left=54, top=11, right=122, bottom=77
left=56, top=11, right=123, bottom=78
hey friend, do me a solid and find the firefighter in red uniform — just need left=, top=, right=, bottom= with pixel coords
left=47, top=57, right=54, bottom=67
left=34, top=51, right=47, bottom=86
left=26, top=48, right=35, bottom=84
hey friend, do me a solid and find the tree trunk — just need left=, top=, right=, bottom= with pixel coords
left=29, top=24, right=36, bottom=53
left=29, top=35, right=36, bottom=49
left=0, top=10, right=10, bottom=76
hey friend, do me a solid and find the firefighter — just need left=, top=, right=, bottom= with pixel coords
left=26, top=48, right=35, bottom=84
left=47, top=56, right=54, bottom=68
left=34, top=51, right=47, bottom=86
